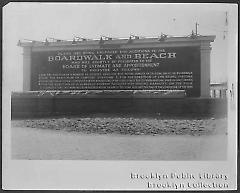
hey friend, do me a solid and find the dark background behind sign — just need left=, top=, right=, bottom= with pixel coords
left=31, top=46, right=200, bottom=97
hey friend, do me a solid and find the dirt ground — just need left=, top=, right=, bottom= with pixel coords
left=11, top=117, right=227, bottom=160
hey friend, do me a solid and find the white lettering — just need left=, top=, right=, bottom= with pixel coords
left=61, top=56, right=69, bottom=61
left=48, top=56, right=54, bottom=62
left=149, top=53, right=159, bottom=59
left=135, top=54, right=142, bottom=59
left=159, top=53, right=167, bottom=58
left=55, top=56, right=61, bottom=61
left=168, top=52, right=176, bottom=58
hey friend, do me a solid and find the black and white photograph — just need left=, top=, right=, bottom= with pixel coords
left=2, top=2, right=237, bottom=190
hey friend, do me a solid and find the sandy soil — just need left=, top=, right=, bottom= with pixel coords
left=11, top=123, right=227, bottom=160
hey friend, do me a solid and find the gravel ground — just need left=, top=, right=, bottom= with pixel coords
left=11, top=116, right=227, bottom=160
left=11, top=116, right=227, bottom=136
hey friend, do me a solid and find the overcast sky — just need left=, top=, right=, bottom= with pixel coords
left=3, top=3, right=237, bottom=91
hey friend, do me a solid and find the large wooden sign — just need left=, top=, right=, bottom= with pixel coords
left=31, top=46, right=200, bottom=96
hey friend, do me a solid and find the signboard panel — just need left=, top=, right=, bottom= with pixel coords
left=31, top=46, right=200, bottom=97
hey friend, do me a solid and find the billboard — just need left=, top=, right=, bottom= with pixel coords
left=31, top=46, right=200, bottom=97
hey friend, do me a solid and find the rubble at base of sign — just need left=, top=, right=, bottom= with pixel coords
left=12, top=117, right=227, bottom=136
left=11, top=90, right=186, bottom=98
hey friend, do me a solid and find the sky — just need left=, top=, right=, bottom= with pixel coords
left=3, top=2, right=238, bottom=91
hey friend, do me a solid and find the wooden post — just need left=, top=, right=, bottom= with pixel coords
left=219, top=90, right=222, bottom=98
left=213, top=90, right=216, bottom=98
